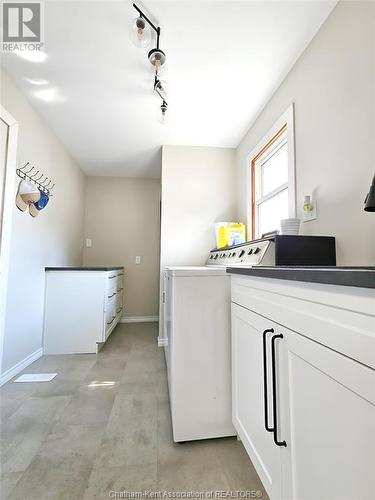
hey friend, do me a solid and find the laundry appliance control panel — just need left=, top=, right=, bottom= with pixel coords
left=206, top=235, right=336, bottom=268
left=206, top=239, right=274, bottom=267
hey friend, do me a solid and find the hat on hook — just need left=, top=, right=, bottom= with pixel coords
left=15, top=192, right=27, bottom=212
left=29, top=190, right=49, bottom=217
left=19, top=180, right=40, bottom=203
left=15, top=180, right=40, bottom=211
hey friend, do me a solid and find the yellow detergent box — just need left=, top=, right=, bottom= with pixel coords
left=215, top=222, right=246, bottom=249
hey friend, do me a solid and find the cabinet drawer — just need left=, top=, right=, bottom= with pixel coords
left=106, top=287, right=117, bottom=301
left=105, top=296, right=116, bottom=333
left=105, top=284, right=117, bottom=311
left=106, top=271, right=119, bottom=281
left=106, top=271, right=123, bottom=294
left=115, top=290, right=123, bottom=316
left=231, top=275, right=375, bottom=369
left=116, top=277, right=124, bottom=294
left=106, top=277, right=117, bottom=296
left=106, top=269, right=122, bottom=280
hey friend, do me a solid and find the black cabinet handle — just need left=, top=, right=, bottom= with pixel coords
left=107, top=292, right=116, bottom=299
left=262, top=328, right=274, bottom=433
left=271, top=333, right=287, bottom=447
left=107, top=316, right=115, bottom=325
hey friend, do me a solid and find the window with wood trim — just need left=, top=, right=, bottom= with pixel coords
left=251, top=124, right=292, bottom=239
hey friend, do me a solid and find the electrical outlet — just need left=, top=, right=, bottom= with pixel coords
left=135, top=256, right=141, bottom=264
left=302, top=201, right=317, bottom=222
left=85, top=238, right=92, bottom=248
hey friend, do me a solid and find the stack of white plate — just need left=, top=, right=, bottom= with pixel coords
left=280, top=218, right=301, bottom=235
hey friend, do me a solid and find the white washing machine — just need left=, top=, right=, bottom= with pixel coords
left=163, top=237, right=275, bottom=442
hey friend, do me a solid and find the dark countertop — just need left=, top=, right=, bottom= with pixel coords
left=45, top=266, right=124, bottom=272
left=226, top=266, right=375, bottom=289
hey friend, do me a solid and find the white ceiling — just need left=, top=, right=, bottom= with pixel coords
left=1, top=0, right=337, bottom=178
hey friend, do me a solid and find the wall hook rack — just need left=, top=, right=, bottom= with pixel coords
left=16, top=163, right=55, bottom=197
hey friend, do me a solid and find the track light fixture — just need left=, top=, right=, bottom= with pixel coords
left=131, top=3, right=168, bottom=123
left=130, top=16, right=151, bottom=48
left=159, top=101, right=168, bottom=124
left=154, top=77, right=167, bottom=100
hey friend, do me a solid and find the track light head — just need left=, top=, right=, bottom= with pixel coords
left=148, top=48, right=166, bottom=71
left=154, top=78, right=168, bottom=100
left=159, top=101, right=168, bottom=124
left=130, top=16, right=151, bottom=48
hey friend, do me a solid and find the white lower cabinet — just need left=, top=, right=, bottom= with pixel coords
left=231, top=302, right=375, bottom=500
left=44, top=268, right=124, bottom=354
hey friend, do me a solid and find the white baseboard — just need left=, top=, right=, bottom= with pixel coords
left=158, top=337, right=168, bottom=347
left=0, top=348, right=43, bottom=387
left=120, top=316, right=159, bottom=324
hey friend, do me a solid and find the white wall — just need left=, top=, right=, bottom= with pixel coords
left=161, top=145, right=237, bottom=268
left=83, top=176, right=161, bottom=318
left=1, top=69, right=86, bottom=376
left=236, top=0, right=375, bottom=265
left=159, top=145, right=236, bottom=339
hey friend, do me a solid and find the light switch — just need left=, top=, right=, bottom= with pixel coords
left=135, top=256, right=141, bottom=264
left=85, top=238, right=92, bottom=248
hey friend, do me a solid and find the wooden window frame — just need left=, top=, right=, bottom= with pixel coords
left=247, top=104, right=296, bottom=240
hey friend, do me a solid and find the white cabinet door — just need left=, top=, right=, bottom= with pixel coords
left=231, top=303, right=282, bottom=499
left=277, top=326, right=375, bottom=500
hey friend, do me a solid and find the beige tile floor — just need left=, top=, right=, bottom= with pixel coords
left=0, top=322, right=268, bottom=500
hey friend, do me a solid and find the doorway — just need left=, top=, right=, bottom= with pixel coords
left=0, top=107, right=18, bottom=377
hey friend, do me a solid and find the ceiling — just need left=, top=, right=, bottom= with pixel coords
left=1, top=0, right=337, bottom=178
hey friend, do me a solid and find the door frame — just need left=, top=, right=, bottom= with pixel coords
left=0, top=106, right=18, bottom=376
